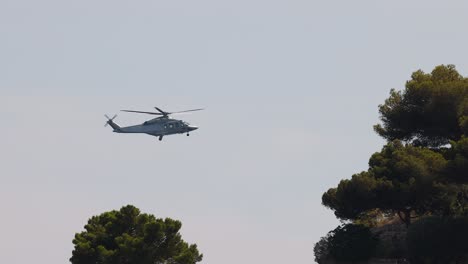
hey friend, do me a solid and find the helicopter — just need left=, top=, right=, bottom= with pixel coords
left=105, top=107, right=202, bottom=141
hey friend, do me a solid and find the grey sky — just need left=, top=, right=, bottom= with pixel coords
left=2, top=1, right=468, bottom=263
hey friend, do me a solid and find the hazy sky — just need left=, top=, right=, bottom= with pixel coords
left=2, top=1, right=468, bottom=263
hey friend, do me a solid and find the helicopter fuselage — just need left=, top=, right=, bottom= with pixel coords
left=113, top=117, right=198, bottom=138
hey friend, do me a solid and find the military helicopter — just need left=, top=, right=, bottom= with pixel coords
left=105, top=107, right=202, bottom=141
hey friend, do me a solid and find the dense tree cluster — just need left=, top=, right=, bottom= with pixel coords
left=316, top=65, right=468, bottom=263
left=374, top=64, right=468, bottom=147
left=407, top=216, right=468, bottom=263
left=322, top=65, right=468, bottom=226
left=322, top=141, right=455, bottom=226
left=70, top=205, right=202, bottom=264
left=314, top=224, right=377, bottom=263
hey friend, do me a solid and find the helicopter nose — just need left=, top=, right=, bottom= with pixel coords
left=188, top=126, right=198, bottom=131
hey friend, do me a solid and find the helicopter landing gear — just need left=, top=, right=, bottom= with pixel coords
left=159, top=136, right=163, bottom=141
left=186, top=133, right=190, bottom=136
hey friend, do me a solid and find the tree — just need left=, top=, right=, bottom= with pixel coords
left=316, top=65, right=468, bottom=263
left=374, top=64, right=468, bottom=147
left=445, top=136, right=468, bottom=184
left=322, top=65, right=468, bottom=226
left=322, top=171, right=392, bottom=221
left=313, top=234, right=330, bottom=264
left=322, top=141, right=449, bottom=226
left=70, top=205, right=203, bottom=264
left=313, top=224, right=377, bottom=263
left=407, top=216, right=468, bottom=264
left=313, top=224, right=377, bottom=262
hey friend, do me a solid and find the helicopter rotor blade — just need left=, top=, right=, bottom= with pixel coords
left=169, top=108, right=204, bottom=114
left=154, top=107, right=169, bottom=115
left=121, top=110, right=163, bottom=115
left=121, top=107, right=203, bottom=116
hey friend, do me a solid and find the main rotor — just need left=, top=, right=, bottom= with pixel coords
left=121, top=107, right=203, bottom=118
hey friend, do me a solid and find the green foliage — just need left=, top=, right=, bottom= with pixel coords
left=374, top=64, right=468, bottom=147
left=313, top=234, right=330, bottom=264
left=314, top=224, right=377, bottom=263
left=369, top=141, right=447, bottom=183
left=322, top=171, right=392, bottom=220
left=319, top=65, right=468, bottom=261
left=407, top=216, right=468, bottom=264
left=327, top=224, right=377, bottom=262
left=459, top=98, right=468, bottom=134
left=70, top=205, right=203, bottom=264
left=369, top=141, right=451, bottom=217
left=445, top=137, right=468, bottom=184
left=322, top=141, right=452, bottom=225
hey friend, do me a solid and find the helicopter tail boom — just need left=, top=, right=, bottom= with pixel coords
left=104, top=114, right=121, bottom=132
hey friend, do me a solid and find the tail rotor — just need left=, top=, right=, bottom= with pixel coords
left=104, top=114, right=117, bottom=127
